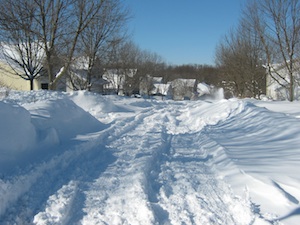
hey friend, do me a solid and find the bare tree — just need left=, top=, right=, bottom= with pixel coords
left=33, top=0, right=107, bottom=90
left=0, top=0, right=113, bottom=90
left=73, top=0, right=129, bottom=91
left=244, top=0, right=300, bottom=101
left=139, top=75, right=154, bottom=97
left=0, top=0, right=45, bottom=90
left=215, top=18, right=266, bottom=98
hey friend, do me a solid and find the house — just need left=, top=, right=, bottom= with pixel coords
left=171, top=78, right=198, bottom=100
left=139, top=75, right=172, bottom=99
left=66, top=57, right=109, bottom=93
left=266, top=61, right=300, bottom=100
left=0, top=42, right=64, bottom=91
left=67, top=68, right=109, bottom=93
left=152, top=77, right=163, bottom=84
left=102, top=69, right=137, bottom=95
left=0, top=57, right=67, bottom=91
left=0, top=60, right=49, bottom=91
left=151, top=83, right=172, bottom=99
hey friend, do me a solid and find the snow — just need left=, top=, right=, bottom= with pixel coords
left=0, top=101, right=37, bottom=154
left=1, top=90, right=300, bottom=225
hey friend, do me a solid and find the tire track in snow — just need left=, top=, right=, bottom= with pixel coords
left=0, top=104, right=158, bottom=224
left=79, top=103, right=256, bottom=225
left=122, top=103, right=257, bottom=224
left=151, top=132, right=256, bottom=225
left=0, top=108, right=155, bottom=224
left=80, top=107, right=172, bottom=225
left=0, top=138, right=115, bottom=224
left=34, top=107, right=159, bottom=224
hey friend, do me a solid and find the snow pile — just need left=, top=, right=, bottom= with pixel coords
left=0, top=102, right=36, bottom=154
left=166, top=99, right=244, bottom=134
left=0, top=91, right=104, bottom=168
left=70, top=91, right=134, bottom=123
left=207, top=101, right=300, bottom=224
left=26, top=98, right=103, bottom=142
left=70, top=91, right=129, bottom=115
left=253, top=99, right=300, bottom=118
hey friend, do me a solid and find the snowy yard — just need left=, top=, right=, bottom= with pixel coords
left=1, top=90, right=300, bottom=225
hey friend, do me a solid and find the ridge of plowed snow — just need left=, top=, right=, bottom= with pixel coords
left=0, top=102, right=36, bottom=154
left=206, top=101, right=300, bottom=224
left=165, top=99, right=245, bottom=134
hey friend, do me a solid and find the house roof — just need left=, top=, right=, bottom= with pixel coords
left=152, top=77, right=163, bottom=84
left=197, top=82, right=211, bottom=95
left=171, top=78, right=197, bottom=88
left=104, top=68, right=137, bottom=78
left=70, top=68, right=109, bottom=85
left=151, top=83, right=171, bottom=96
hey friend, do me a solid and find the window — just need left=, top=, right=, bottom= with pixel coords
left=41, top=83, right=48, bottom=90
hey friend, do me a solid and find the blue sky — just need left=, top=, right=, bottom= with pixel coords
left=125, top=0, right=245, bottom=65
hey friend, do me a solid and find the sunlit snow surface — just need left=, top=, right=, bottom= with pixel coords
left=1, top=90, right=300, bottom=225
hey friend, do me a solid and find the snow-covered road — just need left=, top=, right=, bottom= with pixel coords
left=29, top=103, right=252, bottom=225
left=1, top=91, right=300, bottom=224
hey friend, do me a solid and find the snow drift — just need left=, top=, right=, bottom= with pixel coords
left=0, top=91, right=104, bottom=170
left=0, top=101, right=36, bottom=154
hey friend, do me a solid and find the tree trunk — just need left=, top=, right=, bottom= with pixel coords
left=30, top=78, right=34, bottom=91
left=289, top=72, right=294, bottom=102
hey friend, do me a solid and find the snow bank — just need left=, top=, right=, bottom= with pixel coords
left=70, top=91, right=131, bottom=114
left=207, top=101, right=300, bottom=224
left=0, top=91, right=104, bottom=166
left=167, top=99, right=245, bottom=134
left=0, top=102, right=36, bottom=154
left=25, top=98, right=104, bottom=142
left=253, top=99, right=300, bottom=118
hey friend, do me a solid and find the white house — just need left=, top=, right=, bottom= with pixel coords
left=266, top=61, right=300, bottom=100
left=102, top=69, right=137, bottom=95
left=150, top=83, right=172, bottom=99
left=66, top=57, right=109, bottom=92
left=171, top=78, right=198, bottom=100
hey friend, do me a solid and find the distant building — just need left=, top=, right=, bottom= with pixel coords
left=171, top=78, right=198, bottom=100
left=67, top=68, right=108, bottom=93
left=0, top=60, right=49, bottom=91
left=0, top=43, right=48, bottom=91
left=266, top=61, right=300, bottom=100
left=66, top=57, right=108, bottom=93
left=102, top=69, right=137, bottom=95
left=151, top=83, right=172, bottom=99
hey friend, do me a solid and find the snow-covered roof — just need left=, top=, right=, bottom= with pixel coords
left=151, top=83, right=171, bottom=96
left=152, top=77, right=163, bottom=84
left=197, top=82, right=211, bottom=95
left=70, top=69, right=109, bottom=85
left=104, top=68, right=137, bottom=78
left=171, top=78, right=197, bottom=88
